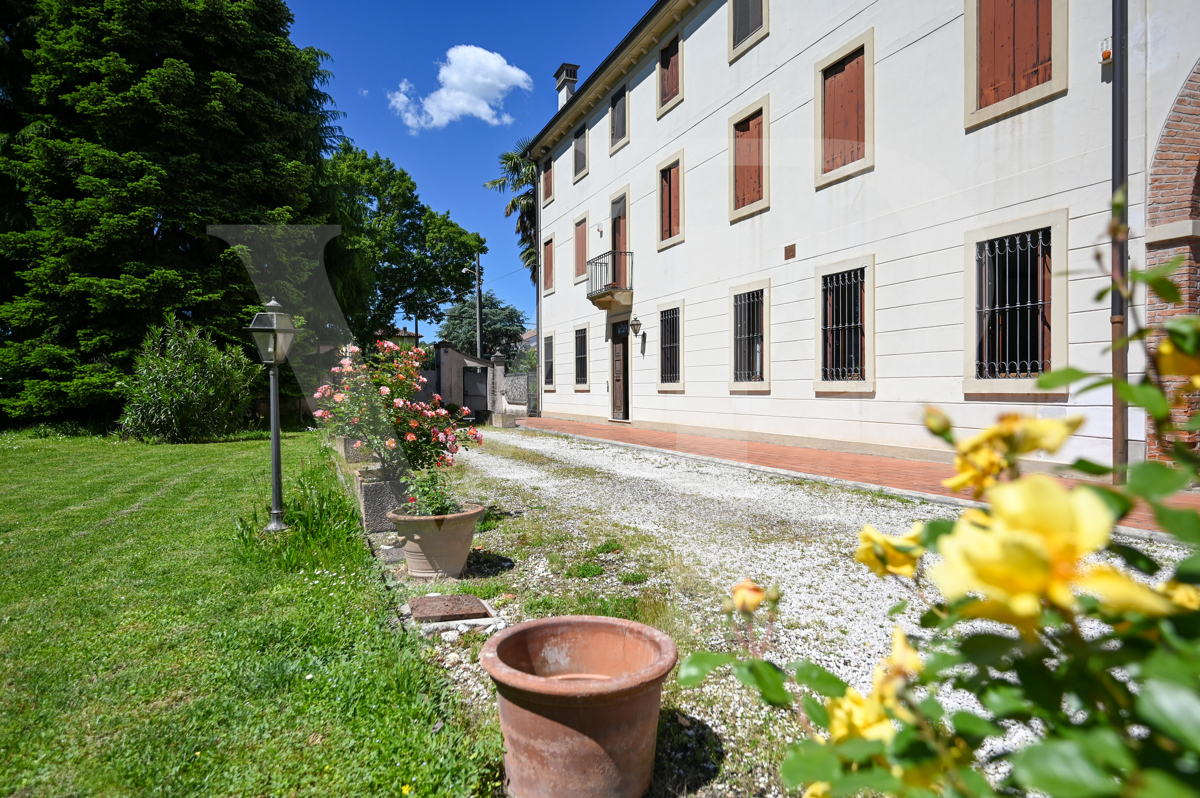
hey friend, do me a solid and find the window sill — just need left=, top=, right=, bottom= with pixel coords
left=657, top=94, right=683, bottom=119
left=815, top=380, right=875, bottom=394
left=965, top=78, right=1067, bottom=129
left=608, top=137, right=630, bottom=157
left=657, top=383, right=685, bottom=393
left=815, top=158, right=873, bottom=190
left=657, top=234, right=685, bottom=252
left=543, top=386, right=556, bottom=393
left=729, top=27, right=768, bottom=64
left=962, top=377, right=1067, bottom=396
left=608, top=418, right=633, bottom=425
left=573, top=273, right=588, bottom=285
left=542, top=195, right=554, bottom=208
left=572, top=168, right=589, bottom=184
left=542, top=286, right=555, bottom=297
left=730, top=198, right=769, bottom=224
left=574, top=384, right=590, bottom=392
left=729, top=381, right=771, bottom=394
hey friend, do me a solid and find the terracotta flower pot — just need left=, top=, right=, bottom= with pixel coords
left=385, top=503, right=484, bottom=579
left=479, top=615, right=678, bottom=798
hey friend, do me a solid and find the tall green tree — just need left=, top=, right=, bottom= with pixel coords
left=0, top=0, right=37, bottom=312
left=484, top=136, right=537, bottom=284
left=0, top=0, right=346, bottom=423
left=329, top=141, right=486, bottom=341
left=437, top=291, right=527, bottom=359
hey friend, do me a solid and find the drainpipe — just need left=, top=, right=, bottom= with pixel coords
left=1111, top=0, right=1128, bottom=482
left=535, top=156, right=543, bottom=418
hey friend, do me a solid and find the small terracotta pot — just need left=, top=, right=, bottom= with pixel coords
left=480, top=615, right=678, bottom=798
left=385, top=503, right=484, bottom=578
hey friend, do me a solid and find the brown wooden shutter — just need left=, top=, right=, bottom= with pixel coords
left=543, top=239, right=553, bottom=289
left=661, top=37, right=680, bottom=104
left=669, top=163, right=681, bottom=238
left=1015, top=0, right=1052, bottom=92
left=734, top=119, right=749, bottom=208
left=979, top=0, right=1050, bottom=110
left=575, top=220, right=587, bottom=278
left=823, top=48, right=865, bottom=173
left=542, top=159, right=552, bottom=199
left=734, top=111, right=763, bottom=209
left=660, top=168, right=671, bottom=240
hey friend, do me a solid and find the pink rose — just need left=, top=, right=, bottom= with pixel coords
left=405, top=432, right=417, bottom=442
left=333, top=393, right=345, bottom=403
left=353, top=441, right=362, bottom=449
left=379, top=386, right=390, bottom=396
left=385, top=438, right=397, bottom=450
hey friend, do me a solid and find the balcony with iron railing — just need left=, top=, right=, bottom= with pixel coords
left=585, top=250, right=633, bottom=312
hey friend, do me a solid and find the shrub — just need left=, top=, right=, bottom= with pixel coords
left=119, top=317, right=258, bottom=443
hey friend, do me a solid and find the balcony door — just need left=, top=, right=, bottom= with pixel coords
left=611, top=320, right=630, bottom=420
left=611, top=195, right=627, bottom=286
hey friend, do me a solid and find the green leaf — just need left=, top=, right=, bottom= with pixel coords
left=924, top=651, right=965, bottom=675
left=677, top=652, right=736, bottom=687
left=1038, top=367, right=1091, bottom=389
left=1175, top=553, right=1200, bottom=585
left=1118, top=381, right=1171, bottom=421
left=1010, top=740, right=1121, bottom=798
left=1106, top=543, right=1161, bottom=576
left=1080, top=728, right=1135, bottom=773
left=1136, top=678, right=1200, bottom=753
left=780, top=741, right=840, bottom=789
left=830, top=767, right=904, bottom=797
left=835, top=738, right=884, bottom=763
left=800, top=694, right=830, bottom=729
left=951, top=711, right=1002, bottom=741
left=888, top=599, right=909, bottom=618
left=1152, top=504, right=1200, bottom=545
left=1165, top=312, right=1200, bottom=355
left=733, top=659, right=793, bottom=707
left=1182, top=413, right=1200, bottom=431
left=1148, top=276, right=1183, bottom=303
left=919, top=518, right=956, bottom=549
left=981, top=685, right=1035, bottom=719
left=1080, top=485, right=1134, bottom=523
left=1070, top=458, right=1114, bottom=476
left=960, top=633, right=1021, bottom=667
left=1128, top=461, right=1193, bottom=501
left=918, top=696, right=944, bottom=723
left=788, top=659, right=849, bottom=698
left=1131, top=769, right=1200, bottom=798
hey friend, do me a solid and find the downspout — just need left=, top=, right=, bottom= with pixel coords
left=535, top=157, right=542, bottom=418
left=1112, top=0, right=1129, bottom=481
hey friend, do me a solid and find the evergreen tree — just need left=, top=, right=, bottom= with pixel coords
left=437, top=291, right=527, bottom=359
left=0, top=0, right=349, bottom=422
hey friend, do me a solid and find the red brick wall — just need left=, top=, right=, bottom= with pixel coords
left=1146, top=60, right=1200, bottom=459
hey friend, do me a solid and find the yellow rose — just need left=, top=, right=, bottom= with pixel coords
left=802, top=782, right=831, bottom=798
left=855, top=524, right=925, bottom=579
left=1158, top=580, right=1200, bottom=611
left=827, top=688, right=895, bottom=744
left=943, top=446, right=1006, bottom=498
left=1075, top=565, right=1180, bottom=616
left=1157, top=338, right=1200, bottom=377
left=943, top=415, right=1083, bottom=497
left=931, top=476, right=1113, bottom=619
left=872, top=627, right=923, bottom=723
left=731, top=578, right=766, bottom=613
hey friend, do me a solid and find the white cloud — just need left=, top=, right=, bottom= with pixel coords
left=358, top=88, right=369, bottom=97
left=387, top=45, right=532, bottom=134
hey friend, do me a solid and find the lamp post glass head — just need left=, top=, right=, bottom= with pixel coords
left=247, top=298, right=296, bottom=365
left=629, top=316, right=642, bottom=336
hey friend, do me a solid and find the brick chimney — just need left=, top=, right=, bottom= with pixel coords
left=554, top=63, right=579, bottom=109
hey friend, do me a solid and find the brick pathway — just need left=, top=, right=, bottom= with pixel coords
left=517, top=417, right=1199, bottom=537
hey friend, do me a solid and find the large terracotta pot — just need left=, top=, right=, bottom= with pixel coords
left=385, top=503, right=484, bottom=579
left=479, top=615, right=678, bottom=798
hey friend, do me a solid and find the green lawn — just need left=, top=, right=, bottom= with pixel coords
left=0, top=430, right=498, bottom=796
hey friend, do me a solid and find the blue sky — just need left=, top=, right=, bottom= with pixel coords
left=286, top=0, right=653, bottom=334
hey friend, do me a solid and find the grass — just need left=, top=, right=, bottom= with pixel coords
left=619, top=571, right=650, bottom=585
left=0, top=430, right=498, bottom=796
left=564, top=561, right=605, bottom=579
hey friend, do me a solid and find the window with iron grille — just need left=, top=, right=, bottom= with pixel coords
left=821, top=268, right=866, bottom=381
left=733, top=289, right=764, bottom=382
left=975, top=227, right=1051, bottom=379
left=544, top=336, right=554, bottom=386
left=660, top=308, right=680, bottom=383
left=574, top=328, right=588, bottom=384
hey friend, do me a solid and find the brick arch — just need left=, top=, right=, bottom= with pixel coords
left=1146, top=56, right=1200, bottom=459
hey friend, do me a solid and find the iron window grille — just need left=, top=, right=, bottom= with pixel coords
left=975, top=226, right=1052, bottom=379
left=660, top=308, right=681, bottom=383
left=733, top=289, right=764, bottom=382
left=821, top=268, right=866, bottom=381
left=544, top=336, right=554, bottom=386
left=575, top=329, right=588, bottom=384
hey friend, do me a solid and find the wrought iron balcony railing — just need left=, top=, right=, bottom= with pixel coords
left=586, top=251, right=634, bottom=300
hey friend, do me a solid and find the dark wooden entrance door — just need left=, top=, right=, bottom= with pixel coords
left=612, top=320, right=630, bottom=420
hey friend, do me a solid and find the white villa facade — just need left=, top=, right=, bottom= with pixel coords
left=526, top=0, right=1200, bottom=467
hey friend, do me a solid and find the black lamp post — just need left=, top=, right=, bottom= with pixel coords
left=246, top=299, right=296, bottom=532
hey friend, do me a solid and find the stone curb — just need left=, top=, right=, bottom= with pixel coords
left=513, top=426, right=1184, bottom=548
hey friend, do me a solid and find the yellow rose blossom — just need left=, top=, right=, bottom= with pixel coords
left=931, top=475, right=1113, bottom=619
left=1075, top=565, right=1180, bottom=616
left=731, top=578, right=766, bottom=613
left=1156, top=338, right=1200, bottom=377
left=944, top=446, right=1007, bottom=497
left=943, top=414, right=1083, bottom=498
left=827, top=688, right=895, bottom=744
left=802, top=781, right=831, bottom=798
left=872, top=627, right=923, bottom=722
left=1158, top=580, right=1200, bottom=611
left=855, top=524, right=925, bottom=578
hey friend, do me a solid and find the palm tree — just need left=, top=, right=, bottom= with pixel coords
left=484, top=136, right=538, bottom=284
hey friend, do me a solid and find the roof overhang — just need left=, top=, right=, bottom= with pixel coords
left=522, top=0, right=699, bottom=163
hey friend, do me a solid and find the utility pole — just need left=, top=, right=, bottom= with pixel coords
left=475, top=253, right=483, bottom=358
left=1112, top=0, right=1128, bottom=483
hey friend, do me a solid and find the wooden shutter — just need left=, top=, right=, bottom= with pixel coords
left=734, top=110, right=763, bottom=209
left=611, top=87, right=627, bottom=145
left=573, top=127, right=586, bottom=175
left=542, top=159, right=552, bottom=199
left=543, top=239, right=553, bottom=289
left=823, top=48, right=865, bottom=173
left=979, top=0, right=1051, bottom=109
left=669, top=163, right=681, bottom=238
left=575, top=219, right=587, bottom=278
left=660, top=163, right=680, bottom=240
left=661, top=37, right=680, bottom=104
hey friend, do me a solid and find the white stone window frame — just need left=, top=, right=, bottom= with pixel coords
left=813, top=29, right=876, bottom=190
left=573, top=322, right=591, bottom=391
left=543, top=331, right=556, bottom=392
left=814, top=255, right=876, bottom=394
left=656, top=298, right=685, bottom=393
left=727, top=95, right=771, bottom=224
left=572, top=124, right=590, bottom=183
left=609, top=83, right=631, bottom=157
left=541, top=156, right=554, bottom=208
left=656, top=150, right=686, bottom=252
left=962, top=208, right=1069, bottom=395
left=728, top=278, right=771, bottom=393
left=728, top=0, right=769, bottom=64
left=541, top=233, right=555, bottom=298
left=573, top=211, right=590, bottom=286
left=657, top=33, right=685, bottom=119
left=963, top=0, right=1069, bottom=129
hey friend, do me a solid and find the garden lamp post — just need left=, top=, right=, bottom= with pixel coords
left=246, top=299, right=296, bottom=532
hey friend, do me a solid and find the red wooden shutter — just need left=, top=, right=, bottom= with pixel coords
left=542, top=159, right=552, bottom=199
left=846, top=49, right=865, bottom=164
left=747, top=111, right=763, bottom=204
left=823, top=63, right=839, bottom=172
left=669, top=163, right=681, bottom=237
left=1015, top=0, right=1052, bottom=92
left=660, top=168, right=671, bottom=240
left=661, top=37, right=680, bottom=104
left=823, top=49, right=865, bottom=173
left=543, top=239, right=553, bottom=289
left=734, top=118, right=748, bottom=208
left=979, top=0, right=1050, bottom=110
left=575, top=220, right=587, bottom=278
